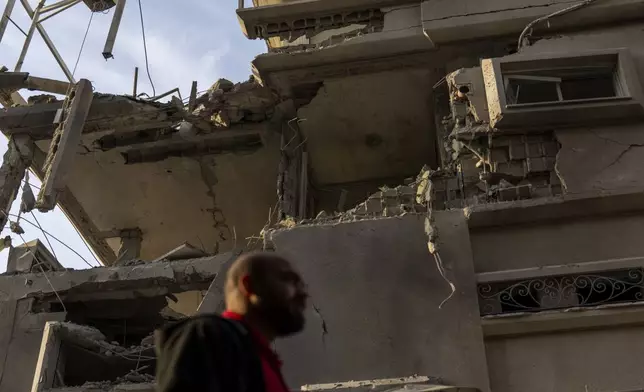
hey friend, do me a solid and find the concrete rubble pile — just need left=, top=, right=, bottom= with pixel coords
left=191, top=77, right=277, bottom=128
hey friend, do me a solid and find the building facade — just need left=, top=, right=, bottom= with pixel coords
left=1, top=0, right=644, bottom=391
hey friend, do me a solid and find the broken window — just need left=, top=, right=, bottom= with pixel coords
left=481, top=49, right=644, bottom=128
left=504, top=62, right=620, bottom=106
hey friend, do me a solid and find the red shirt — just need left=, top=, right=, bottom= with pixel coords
left=222, top=311, right=290, bottom=392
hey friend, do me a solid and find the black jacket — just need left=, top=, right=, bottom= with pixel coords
left=155, top=314, right=265, bottom=392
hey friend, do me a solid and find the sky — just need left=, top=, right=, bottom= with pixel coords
left=0, top=0, right=265, bottom=271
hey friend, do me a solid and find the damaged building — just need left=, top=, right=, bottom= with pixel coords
left=1, top=0, right=644, bottom=390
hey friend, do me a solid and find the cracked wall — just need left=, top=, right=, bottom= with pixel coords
left=266, top=212, right=491, bottom=391
left=439, top=22, right=644, bottom=204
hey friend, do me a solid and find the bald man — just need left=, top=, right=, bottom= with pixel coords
left=155, top=252, right=308, bottom=392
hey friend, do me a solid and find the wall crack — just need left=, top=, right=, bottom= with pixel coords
left=312, top=303, right=329, bottom=345
left=425, top=0, right=586, bottom=22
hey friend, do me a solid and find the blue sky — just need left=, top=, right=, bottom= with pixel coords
left=0, top=0, right=265, bottom=270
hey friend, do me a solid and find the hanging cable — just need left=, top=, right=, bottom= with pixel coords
left=72, top=10, right=95, bottom=78
left=69, top=218, right=102, bottom=265
left=30, top=211, right=59, bottom=262
left=14, top=230, right=67, bottom=313
left=137, top=0, right=156, bottom=97
left=3, top=212, right=98, bottom=268
left=517, top=0, right=597, bottom=51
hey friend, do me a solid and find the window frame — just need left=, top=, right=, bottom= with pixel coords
left=482, top=48, right=644, bottom=129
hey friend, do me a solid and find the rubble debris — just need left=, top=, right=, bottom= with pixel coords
left=152, top=242, right=208, bottom=262
left=191, top=77, right=277, bottom=128
left=6, top=239, right=63, bottom=274
left=28, top=94, right=58, bottom=105
left=434, top=67, right=564, bottom=208
left=0, top=235, right=11, bottom=252
left=0, top=134, right=33, bottom=230
left=9, top=220, right=24, bottom=234
left=20, top=176, right=36, bottom=213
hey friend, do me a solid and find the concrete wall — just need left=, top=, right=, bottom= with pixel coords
left=470, top=213, right=644, bottom=273
left=486, top=326, right=644, bottom=392
left=0, top=299, right=65, bottom=392
left=298, top=69, right=437, bottom=185
left=270, top=212, right=491, bottom=390
left=515, top=23, right=644, bottom=195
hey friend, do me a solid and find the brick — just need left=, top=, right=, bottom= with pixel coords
left=490, top=147, right=509, bottom=163
left=545, top=157, right=556, bottom=171
left=460, top=158, right=479, bottom=179
left=509, top=142, right=527, bottom=160
left=365, top=198, right=383, bottom=213
left=383, top=205, right=403, bottom=216
left=384, top=197, right=400, bottom=207
left=527, top=177, right=549, bottom=187
left=382, top=188, right=397, bottom=198
left=526, top=134, right=548, bottom=143
left=517, top=184, right=532, bottom=199
left=532, top=186, right=552, bottom=198
left=432, top=179, right=447, bottom=191
left=496, top=161, right=525, bottom=177
left=527, top=157, right=549, bottom=173
left=543, top=141, right=559, bottom=157
left=353, top=203, right=368, bottom=215
left=491, top=136, right=513, bottom=147
left=368, top=191, right=382, bottom=200
left=498, top=187, right=517, bottom=201
left=527, top=143, right=543, bottom=158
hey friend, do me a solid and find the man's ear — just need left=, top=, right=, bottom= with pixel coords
left=240, top=275, right=253, bottom=298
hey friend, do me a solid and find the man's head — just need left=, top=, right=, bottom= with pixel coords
left=224, top=252, right=308, bottom=338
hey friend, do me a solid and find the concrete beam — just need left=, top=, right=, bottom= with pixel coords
left=0, top=252, right=234, bottom=302
left=37, top=79, right=94, bottom=211
left=29, top=145, right=116, bottom=265
left=0, top=71, right=28, bottom=90
left=121, top=127, right=266, bottom=164
left=116, top=228, right=142, bottom=262
left=0, top=94, right=182, bottom=140
left=0, top=134, right=33, bottom=230
left=25, top=76, right=71, bottom=95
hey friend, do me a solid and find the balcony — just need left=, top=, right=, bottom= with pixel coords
left=236, top=0, right=415, bottom=40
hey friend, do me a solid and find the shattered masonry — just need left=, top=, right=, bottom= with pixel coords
left=0, top=0, right=644, bottom=391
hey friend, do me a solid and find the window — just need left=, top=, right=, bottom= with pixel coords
left=482, top=49, right=644, bottom=128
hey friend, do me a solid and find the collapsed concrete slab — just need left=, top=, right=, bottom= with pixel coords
left=0, top=252, right=235, bottom=392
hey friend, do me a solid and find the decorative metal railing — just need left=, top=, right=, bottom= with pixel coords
left=478, top=268, right=644, bottom=316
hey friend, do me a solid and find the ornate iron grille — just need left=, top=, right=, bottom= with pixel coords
left=478, top=268, right=644, bottom=316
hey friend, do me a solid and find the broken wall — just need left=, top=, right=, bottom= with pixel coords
left=504, top=23, right=644, bottom=196
left=298, top=69, right=437, bottom=186
left=265, top=212, right=491, bottom=391
left=441, top=22, right=644, bottom=207
left=486, top=326, right=644, bottom=392
left=0, top=300, right=65, bottom=392
left=61, top=133, right=281, bottom=261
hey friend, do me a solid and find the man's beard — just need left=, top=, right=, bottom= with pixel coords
left=260, top=304, right=306, bottom=337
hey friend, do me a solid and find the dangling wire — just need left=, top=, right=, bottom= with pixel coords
left=72, top=9, right=95, bottom=78
left=137, top=0, right=156, bottom=96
